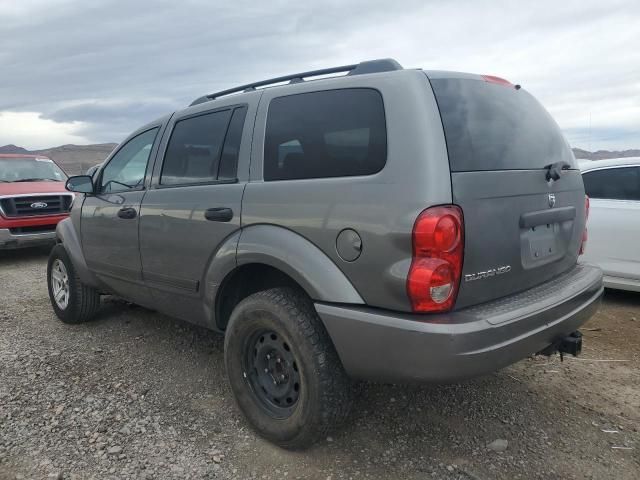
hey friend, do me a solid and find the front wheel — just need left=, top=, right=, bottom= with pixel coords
left=47, top=244, right=101, bottom=324
left=224, top=287, right=354, bottom=449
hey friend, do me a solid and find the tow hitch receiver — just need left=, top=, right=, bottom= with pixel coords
left=538, top=331, right=583, bottom=361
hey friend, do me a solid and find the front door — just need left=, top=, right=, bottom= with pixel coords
left=139, top=102, right=254, bottom=325
left=81, top=126, right=161, bottom=302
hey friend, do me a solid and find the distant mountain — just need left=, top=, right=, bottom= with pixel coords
left=0, top=143, right=117, bottom=174
left=0, top=144, right=30, bottom=154
left=572, top=148, right=640, bottom=160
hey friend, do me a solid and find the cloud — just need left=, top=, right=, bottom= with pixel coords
left=42, top=98, right=179, bottom=142
left=0, top=111, right=90, bottom=149
left=0, top=0, right=638, bottom=150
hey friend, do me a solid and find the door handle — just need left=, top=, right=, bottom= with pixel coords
left=204, top=207, right=233, bottom=222
left=117, top=207, right=137, bottom=219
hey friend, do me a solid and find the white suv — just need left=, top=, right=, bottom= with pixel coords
left=580, top=158, right=640, bottom=291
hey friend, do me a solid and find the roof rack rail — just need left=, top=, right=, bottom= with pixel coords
left=189, top=58, right=403, bottom=106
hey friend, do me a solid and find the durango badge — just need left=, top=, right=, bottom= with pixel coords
left=464, top=265, right=512, bottom=282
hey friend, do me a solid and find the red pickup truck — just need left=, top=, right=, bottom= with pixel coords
left=0, top=154, right=73, bottom=249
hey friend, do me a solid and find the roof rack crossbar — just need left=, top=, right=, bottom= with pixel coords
left=189, top=58, right=402, bottom=106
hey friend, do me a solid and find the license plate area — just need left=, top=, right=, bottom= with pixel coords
left=521, top=223, right=563, bottom=268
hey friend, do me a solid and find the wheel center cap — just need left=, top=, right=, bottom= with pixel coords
left=266, top=353, right=288, bottom=385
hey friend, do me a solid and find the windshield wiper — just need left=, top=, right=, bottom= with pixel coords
left=12, top=178, right=59, bottom=182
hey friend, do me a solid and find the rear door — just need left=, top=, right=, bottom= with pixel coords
left=428, top=74, right=586, bottom=308
left=139, top=99, right=255, bottom=325
left=581, top=165, right=640, bottom=281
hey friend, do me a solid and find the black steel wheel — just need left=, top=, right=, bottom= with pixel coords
left=244, top=330, right=301, bottom=418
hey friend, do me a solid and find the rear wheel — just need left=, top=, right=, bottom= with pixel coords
left=224, top=287, right=353, bottom=449
left=47, top=244, right=101, bottom=324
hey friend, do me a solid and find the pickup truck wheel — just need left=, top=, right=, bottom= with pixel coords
left=47, top=244, right=100, bottom=324
left=224, top=287, right=353, bottom=449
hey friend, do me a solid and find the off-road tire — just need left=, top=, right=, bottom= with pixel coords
left=47, top=244, right=101, bottom=324
left=224, top=287, right=354, bottom=449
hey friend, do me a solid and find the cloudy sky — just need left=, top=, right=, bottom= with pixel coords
left=1, top=0, right=638, bottom=151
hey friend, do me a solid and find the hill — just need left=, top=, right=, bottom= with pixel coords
left=572, top=148, right=640, bottom=160
left=0, top=144, right=30, bottom=155
left=0, top=143, right=117, bottom=174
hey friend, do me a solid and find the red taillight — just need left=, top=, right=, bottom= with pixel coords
left=579, top=195, right=589, bottom=255
left=481, top=75, right=513, bottom=87
left=585, top=195, right=590, bottom=219
left=407, top=206, right=464, bottom=313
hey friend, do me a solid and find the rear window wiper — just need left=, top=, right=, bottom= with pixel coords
left=544, top=161, right=571, bottom=182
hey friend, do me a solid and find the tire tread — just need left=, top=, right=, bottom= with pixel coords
left=226, top=287, right=354, bottom=449
left=48, top=245, right=100, bottom=324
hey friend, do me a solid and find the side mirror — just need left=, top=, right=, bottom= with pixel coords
left=66, top=175, right=94, bottom=194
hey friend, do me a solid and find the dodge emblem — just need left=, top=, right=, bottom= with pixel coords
left=548, top=193, right=556, bottom=208
left=30, top=202, right=48, bottom=209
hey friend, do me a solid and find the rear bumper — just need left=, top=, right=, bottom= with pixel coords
left=317, top=264, right=603, bottom=383
left=0, top=228, right=57, bottom=249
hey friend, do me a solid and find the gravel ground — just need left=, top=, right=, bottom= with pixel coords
left=1, top=248, right=638, bottom=480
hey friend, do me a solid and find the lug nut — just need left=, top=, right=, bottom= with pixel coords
left=264, top=368, right=269, bottom=373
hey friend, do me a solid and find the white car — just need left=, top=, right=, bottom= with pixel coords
left=579, top=158, right=640, bottom=291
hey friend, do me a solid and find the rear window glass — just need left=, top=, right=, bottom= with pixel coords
left=582, top=167, right=640, bottom=200
left=430, top=78, right=576, bottom=172
left=264, top=88, right=386, bottom=181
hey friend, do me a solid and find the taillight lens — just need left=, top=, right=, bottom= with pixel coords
left=579, top=195, right=589, bottom=255
left=407, top=206, right=464, bottom=312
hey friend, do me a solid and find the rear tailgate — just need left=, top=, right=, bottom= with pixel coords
left=427, top=73, right=586, bottom=309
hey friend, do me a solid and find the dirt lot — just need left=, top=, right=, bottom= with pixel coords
left=0, top=249, right=638, bottom=480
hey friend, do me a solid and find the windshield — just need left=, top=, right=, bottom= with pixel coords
left=0, top=158, right=67, bottom=182
left=430, top=78, right=576, bottom=172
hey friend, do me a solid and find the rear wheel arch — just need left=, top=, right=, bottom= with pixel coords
left=211, top=225, right=365, bottom=330
left=215, top=263, right=307, bottom=331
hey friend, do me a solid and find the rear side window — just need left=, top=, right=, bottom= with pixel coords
left=582, top=167, right=640, bottom=200
left=161, top=107, right=246, bottom=185
left=431, top=78, right=576, bottom=172
left=264, top=89, right=386, bottom=181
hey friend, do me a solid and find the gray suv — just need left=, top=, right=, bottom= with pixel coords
left=49, top=59, right=603, bottom=449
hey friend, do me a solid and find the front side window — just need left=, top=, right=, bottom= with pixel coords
left=160, top=106, right=246, bottom=186
left=264, top=88, right=387, bottom=181
left=100, top=128, right=159, bottom=193
left=582, top=166, right=640, bottom=200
